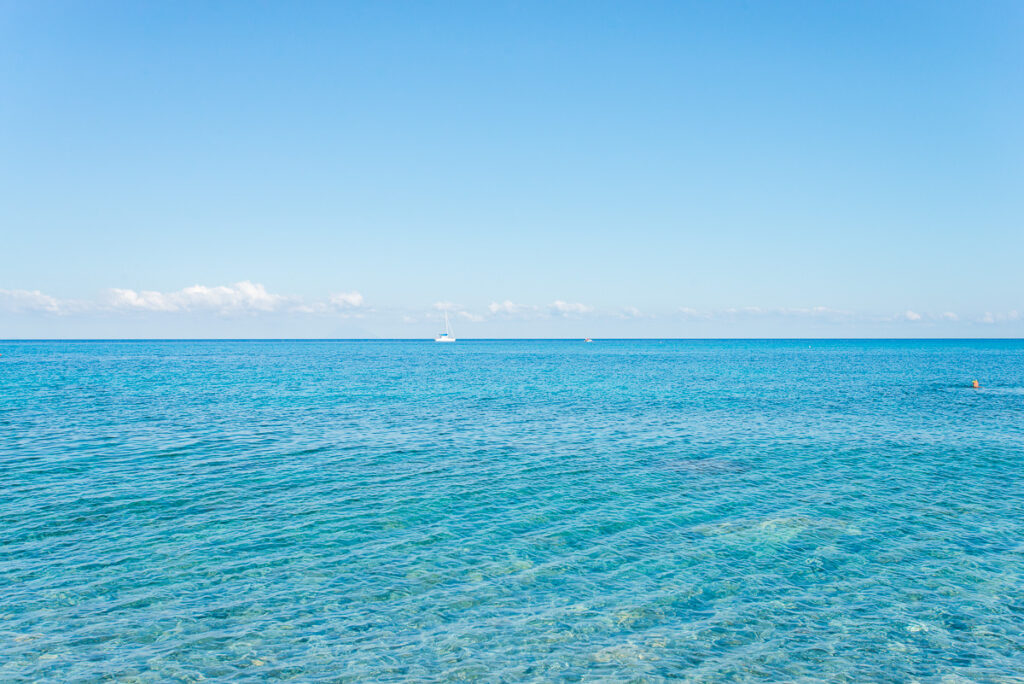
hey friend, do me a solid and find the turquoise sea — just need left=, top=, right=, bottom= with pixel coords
left=2, top=339, right=1023, bottom=682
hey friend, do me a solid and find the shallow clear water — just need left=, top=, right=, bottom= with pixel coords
left=2, top=339, right=1023, bottom=682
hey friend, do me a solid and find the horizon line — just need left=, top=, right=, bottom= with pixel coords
left=2, top=337, right=1023, bottom=342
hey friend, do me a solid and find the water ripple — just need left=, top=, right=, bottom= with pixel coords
left=2, top=340, right=1023, bottom=681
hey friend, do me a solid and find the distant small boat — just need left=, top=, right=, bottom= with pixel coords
left=435, top=310, right=456, bottom=342
left=584, top=338, right=593, bottom=343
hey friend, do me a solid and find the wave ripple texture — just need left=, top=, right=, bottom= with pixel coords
left=2, top=340, right=1023, bottom=681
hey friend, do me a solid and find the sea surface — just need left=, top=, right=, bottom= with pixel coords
left=2, top=339, right=1023, bottom=682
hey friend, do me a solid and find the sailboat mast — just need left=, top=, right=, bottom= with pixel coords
left=434, top=307, right=456, bottom=341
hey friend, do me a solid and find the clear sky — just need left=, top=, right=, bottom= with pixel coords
left=2, top=1, right=1022, bottom=338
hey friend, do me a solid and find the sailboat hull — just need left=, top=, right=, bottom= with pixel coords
left=436, top=310, right=456, bottom=341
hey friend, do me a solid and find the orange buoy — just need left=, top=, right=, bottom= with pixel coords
left=972, top=380, right=979, bottom=388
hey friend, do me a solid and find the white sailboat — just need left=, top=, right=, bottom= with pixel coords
left=435, top=310, right=456, bottom=342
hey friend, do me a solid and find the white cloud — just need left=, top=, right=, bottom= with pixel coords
left=780, top=306, right=852, bottom=318
left=618, top=306, right=650, bottom=319
left=430, top=301, right=483, bottom=323
left=873, top=310, right=918, bottom=323
left=978, top=310, right=1020, bottom=324
left=177, top=282, right=285, bottom=312
left=722, top=306, right=765, bottom=316
left=292, top=290, right=366, bottom=315
left=329, top=291, right=364, bottom=309
left=108, top=288, right=179, bottom=312
left=488, top=300, right=532, bottom=315
left=108, top=281, right=288, bottom=314
left=0, top=289, right=63, bottom=314
left=2, top=286, right=1014, bottom=333
left=4, top=282, right=372, bottom=319
left=550, top=300, right=593, bottom=315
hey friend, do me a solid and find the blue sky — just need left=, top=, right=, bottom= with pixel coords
left=2, top=1, right=1022, bottom=337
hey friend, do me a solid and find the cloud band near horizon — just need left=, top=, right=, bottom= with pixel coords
left=1, top=282, right=1020, bottom=328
